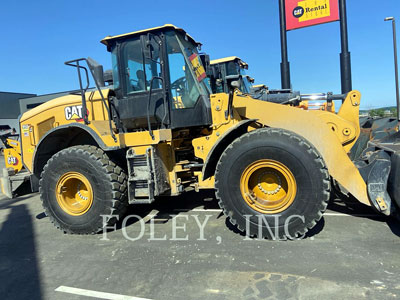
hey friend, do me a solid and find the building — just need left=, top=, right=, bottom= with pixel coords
left=0, top=91, right=71, bottom=135
left=0, top=92, right=36, bottom=132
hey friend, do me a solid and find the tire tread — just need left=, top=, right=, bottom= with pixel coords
left=215, top=127, right=331, bottom=240
left=39, top=145, right=127, bottom=234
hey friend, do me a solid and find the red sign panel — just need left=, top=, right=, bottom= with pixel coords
left=285, top=0, right=339, bottom=31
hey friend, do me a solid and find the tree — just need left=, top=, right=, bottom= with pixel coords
left=369, top=109, right=385, bottom=117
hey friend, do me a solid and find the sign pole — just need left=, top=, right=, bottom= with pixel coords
left=339, top=0, right=352, bottom=95
left=279, top=0, right=291, bottom=90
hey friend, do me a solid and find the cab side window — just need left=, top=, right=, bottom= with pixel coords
left=122, top=38, right=161, bottom=94
left=111, top=48, right=120, bottom=89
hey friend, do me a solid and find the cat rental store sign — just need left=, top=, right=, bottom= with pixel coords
left=285, top=0, right=339, bottom=31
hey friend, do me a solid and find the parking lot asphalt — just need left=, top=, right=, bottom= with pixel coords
left=1, top=158, right=400, bottom=300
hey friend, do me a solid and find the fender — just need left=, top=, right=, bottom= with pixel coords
left=31, top=123, right=118, bottom=175
left=202, top=119, right=256, bottom=180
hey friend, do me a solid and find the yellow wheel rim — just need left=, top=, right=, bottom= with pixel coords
left=240, top=159, right=297, bottom=214
left=56, top=172, right=93, bottom=216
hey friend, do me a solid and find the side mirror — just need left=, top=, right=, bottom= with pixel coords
left=208, top=64, right=218, bottom=80
left=142, top=33, right=160, bottom=61
left=87, top=57, right=105, bottom=87
left=103, top=69, right=113, bottom=85
left=199, top=53, right=211, bottom=76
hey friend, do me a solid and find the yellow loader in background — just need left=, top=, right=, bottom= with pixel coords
left=209, top=56, right=335, bottom=112
left=1, top=133, right=30, bottom=197
left=1, top=24, right=399, bottom=239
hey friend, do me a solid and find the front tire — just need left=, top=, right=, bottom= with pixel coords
left=40, top=145, right=127, bottom=234
left=215, top=128, right=331, bottom=240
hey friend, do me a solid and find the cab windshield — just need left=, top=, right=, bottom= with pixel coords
left=166, top=32, right=210, bottom=109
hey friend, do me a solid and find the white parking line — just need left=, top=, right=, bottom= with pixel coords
left=55, top=286, right=153, bottom=300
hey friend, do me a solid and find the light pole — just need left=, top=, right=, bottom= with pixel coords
left=384, top=17, right=400, bottom=121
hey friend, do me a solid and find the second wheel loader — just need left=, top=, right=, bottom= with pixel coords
left=209, top=56, right=335, bottom=111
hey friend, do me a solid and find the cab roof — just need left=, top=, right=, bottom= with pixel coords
left=101, top=24, right=200, bottom=47
left=210, top=56, right=248, bottom=69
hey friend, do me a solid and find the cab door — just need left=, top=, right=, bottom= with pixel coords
left=164, top=32, right=212, bottom=129
left=113, top=34, right=169, bottom=131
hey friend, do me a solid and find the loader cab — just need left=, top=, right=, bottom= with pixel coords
left=102, top=25, right=212, bottom=132
left=209, top=56, right=252, bottom=94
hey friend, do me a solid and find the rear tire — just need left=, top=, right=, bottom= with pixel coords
left=39, top=145, right=127, bottom=234
left=215, top=128, right=331, bottom=240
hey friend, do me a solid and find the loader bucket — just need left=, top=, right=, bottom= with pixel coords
left=365, top=131, right=400, bottom=210
left=1, top=167, right=31, bottom=199
left=350, top=117, right=399, bottom=160
left=1, top=168, right=13, bottom=198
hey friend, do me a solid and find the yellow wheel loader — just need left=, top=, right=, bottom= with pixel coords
left=209, top=56, right=335, bottom=112
left=1, top=24, right=399, bottom=239
left=1, top=132, right=31, bottom=197
left=209, top=56, right=253, bottom=94
left=209, top=56, right=299, bottom=103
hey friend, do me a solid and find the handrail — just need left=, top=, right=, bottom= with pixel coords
left=65, top=58, right=90, bottom=125
left=65, top=58, right=117, bottom=142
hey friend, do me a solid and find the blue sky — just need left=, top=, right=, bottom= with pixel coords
left=0, top=0, right=399, bottom=109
